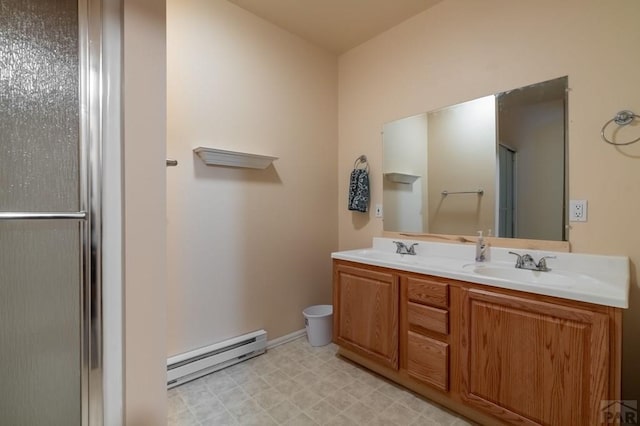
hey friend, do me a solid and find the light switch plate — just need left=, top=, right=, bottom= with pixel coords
left=375, top=204, right=383, bottom=218
left=569, top=200, right=587, bottom=222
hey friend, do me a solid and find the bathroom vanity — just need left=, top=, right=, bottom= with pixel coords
left=332, top=238, right=628, bottom=426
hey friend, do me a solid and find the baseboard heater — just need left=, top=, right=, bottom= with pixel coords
left=167, top=329, right=267, bottom=389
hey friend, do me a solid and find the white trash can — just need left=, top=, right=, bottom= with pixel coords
left=303, top=305, right=333, bottom=347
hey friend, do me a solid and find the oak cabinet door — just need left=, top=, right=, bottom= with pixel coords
left=333, top=263, right=399, bottom=370
left=460, top=288, right=609, bottom=426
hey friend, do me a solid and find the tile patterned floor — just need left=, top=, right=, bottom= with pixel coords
left=168, top=337, right=473, bottom=425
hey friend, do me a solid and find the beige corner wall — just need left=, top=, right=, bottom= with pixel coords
left=123, top=0, right=167, bottom=424
left=338, top=0, right=640, bottom=399
left=166, top=0, right=338, bottom=356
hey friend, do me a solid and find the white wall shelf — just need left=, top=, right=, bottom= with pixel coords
left=384, top=172, right=420, bottom=184
left=193, top=147, right=278, bottom=169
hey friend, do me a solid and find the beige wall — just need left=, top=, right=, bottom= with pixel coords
left=123, top=0, right=167, bottom=424
left=338, top=0, right=640, bottom=399
left=427, top=96, right=495, bottom=235
left=166, top=0, right=338, bottom=356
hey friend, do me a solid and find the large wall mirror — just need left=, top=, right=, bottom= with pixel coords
left=382, top=76, right=567, bottom=241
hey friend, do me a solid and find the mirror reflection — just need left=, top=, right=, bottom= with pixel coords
left=382, top=76, right=567, bottom=241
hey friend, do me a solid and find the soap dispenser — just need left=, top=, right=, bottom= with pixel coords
left=475, top=231, right=487, bottom=262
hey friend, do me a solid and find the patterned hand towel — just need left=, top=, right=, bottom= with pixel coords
left=348, top=168, right=370, bottom=212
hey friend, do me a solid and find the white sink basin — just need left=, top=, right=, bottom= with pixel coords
left=462, top=263, right=602, bottom=288
left=348, top=249, right=465, bottom=270
left=350, top=249, right=422, bottom=263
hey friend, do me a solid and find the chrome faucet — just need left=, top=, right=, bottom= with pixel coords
left=508, top=252, right=556, bottom=272
left=393, top=241, right=418, bottom=255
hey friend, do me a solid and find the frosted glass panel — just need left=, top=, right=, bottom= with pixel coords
left=0, top=1, right=83, bottom=423
left=0, top=0, right=80, bottom=212
left=0, top=222, right=81, bottom=426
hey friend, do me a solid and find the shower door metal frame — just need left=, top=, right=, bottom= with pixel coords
left=81, top=0, right=104, bottom=423
left=0, top=0, right=105, bottom=424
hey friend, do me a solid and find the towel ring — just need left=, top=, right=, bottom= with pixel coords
left=601, top=110, right=640, bottom=146
left=353, top=154, right=369, bottom=172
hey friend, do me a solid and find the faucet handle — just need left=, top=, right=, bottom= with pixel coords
left=508, top=251, right=523, bottom=268
left=392, top=241, right=417, bottom=255
left=509, top=251, right=536, bottom=268
left=393, top=241, right=407, bottom=254
left=536, top=255, right=556, bottom=271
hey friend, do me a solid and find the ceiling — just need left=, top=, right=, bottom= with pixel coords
left=227, top=0, right=444, bottom=54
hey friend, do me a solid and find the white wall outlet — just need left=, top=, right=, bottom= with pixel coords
left=569, top=199, right=588, bottom=222
left=375, top=204, right=383, bottom=218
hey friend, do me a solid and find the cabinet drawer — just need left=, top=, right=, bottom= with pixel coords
left=408, top=302, right=448, bottom=335
left=407, top=331, right=449, bottom=392
left=407, top=276, right=449, bottom=308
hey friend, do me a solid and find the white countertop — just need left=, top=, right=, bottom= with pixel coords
left=332, top=238, right=630, bottom=308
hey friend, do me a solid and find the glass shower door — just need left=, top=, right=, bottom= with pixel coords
left=0, top=1, right=98, bottom=424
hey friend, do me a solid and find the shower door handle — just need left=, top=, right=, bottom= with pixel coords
left=0, top=212, right=87, bottom=221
